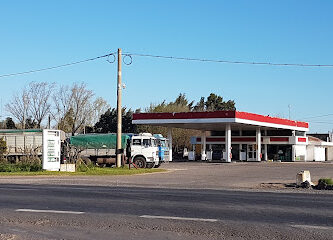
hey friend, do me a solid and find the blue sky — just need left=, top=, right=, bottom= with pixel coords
left=0, top=0, right=333, bottom=132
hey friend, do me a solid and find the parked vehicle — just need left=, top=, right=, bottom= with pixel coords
left=0, top=129, right=64, bottom=163
left=69, top=133, right=160, bottom=168
left=153, top=134, right=170, bottom=164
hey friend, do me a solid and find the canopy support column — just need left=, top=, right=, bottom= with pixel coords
left=256, top=128, right=262, bottom=161
left=291, top=130, right=296, bottom=161
left=226, top=124, right=232, bottom=162
left=201, top=131, right=207, bottom=160
left=168, top=127, right=173, bottom=162
left=264, top=144, right=268, bottom=161
left=264, top=129, right=268, bottom=161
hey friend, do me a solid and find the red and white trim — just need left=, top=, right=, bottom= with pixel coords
left=132, top=110, right=309, bottom=132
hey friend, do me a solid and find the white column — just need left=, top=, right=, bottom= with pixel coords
left=291, top=130, right=296, bottom=161
left=201, top=131, right=207, bottom=160
left=239, top=129, right=242, bottom=160
left=226, top=124, right=232, bottom=162
left=168, top=127, right=173, bottom=162
left=292, top=145, right=296, bottom=161
left=256, top=128, right=261, bottom=161
left=264, top=144, right=268, bottom=161
left=264, top=129, right=268, bottom=161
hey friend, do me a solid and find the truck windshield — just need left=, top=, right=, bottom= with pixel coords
left=160, top=140, right=166, bottom=147
left=143, top=139, right=151, bottom=147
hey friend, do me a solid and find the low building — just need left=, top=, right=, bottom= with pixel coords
left=306, top=136, right=333, bottom=162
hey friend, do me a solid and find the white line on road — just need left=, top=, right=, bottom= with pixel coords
left=140, top=215, right=218, bottom=222
left=291, top=224, right=333, bottom=230
left=0, top=187, right=38, bottom=191
left=15, top=209, right=85, bottom=215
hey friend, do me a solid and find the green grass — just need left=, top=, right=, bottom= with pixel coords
left=0, top=166, right=166, bottom=176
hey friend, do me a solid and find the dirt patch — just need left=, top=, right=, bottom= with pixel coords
left=0, top=233, right=17, bottom=240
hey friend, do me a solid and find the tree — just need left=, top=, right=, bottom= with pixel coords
left=94, top=108, right=137, bottom=133
left=94, top=108, right=117, bottom=133
left=193, top=97, right=205, bottom=112
left=90, top=97, right=110, bottom=126
left=194, top=93, right=236, bottom=111
left=53, top=83, right=94, bottom=135
left=5, top=117, right=16, bottom=129
left=28, top=82, right=53, bottom=128
left=53, top=84, right=72, bottom=126
left=25, top=117, right=38, bottom=129
left=5, top=87, right=30, bottom=129
left=70, top=83, right=94, bottom=135
left=57, top=108, right=75, bottom=133
left=205, top=93, right=224, bottom=111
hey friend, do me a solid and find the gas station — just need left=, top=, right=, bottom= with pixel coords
left=133, top=110, right=312, bottom=162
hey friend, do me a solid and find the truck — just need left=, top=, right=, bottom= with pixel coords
left=153, top=134, right=170, bottom=164
left=0, top=129, right=64, bottom=163
left=69, top=133, right=160, bottom=168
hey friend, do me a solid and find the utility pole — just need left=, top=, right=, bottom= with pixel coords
left=116, top=48, right=122, bottom=167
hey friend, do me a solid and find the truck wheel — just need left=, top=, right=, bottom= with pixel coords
left=146, top=162, right=155, bottom=169
left=134, top=156, right=146, bottom=168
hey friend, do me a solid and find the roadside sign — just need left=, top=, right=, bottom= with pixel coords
left=42, top=130, right=61, bottom=171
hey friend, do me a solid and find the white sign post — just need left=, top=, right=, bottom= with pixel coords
left=42, top=129, right=61, bottom=171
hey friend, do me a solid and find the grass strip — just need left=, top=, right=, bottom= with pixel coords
left=0, top=166, right=166, bottom=176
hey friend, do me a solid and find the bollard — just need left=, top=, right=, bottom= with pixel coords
left=296, top=170, right=312, bottom=186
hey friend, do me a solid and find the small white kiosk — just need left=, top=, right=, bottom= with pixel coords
left=42, top=129, right=61, bottom=171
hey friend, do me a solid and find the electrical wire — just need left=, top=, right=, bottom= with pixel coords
left=0, top=52, right=116, bottom=78
left=300, top=113, right=333, bottom=120
left=123, top=52, right=333, bottom=67
left=2, top=50, right=333, bottom=79
left=308, top=121, right=333, bottom=125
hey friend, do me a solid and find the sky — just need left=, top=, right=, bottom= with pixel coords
left=0, top=0, right=333, bottom=132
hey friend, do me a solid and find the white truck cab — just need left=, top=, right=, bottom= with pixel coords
left=131, top=133, right=159, bottom=168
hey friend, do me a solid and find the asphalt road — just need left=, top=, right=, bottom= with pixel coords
left=0, top=183, right=332, bottom=240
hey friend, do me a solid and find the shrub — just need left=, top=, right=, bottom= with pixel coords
left=318, top=178, right=333, bottom=186
left=0, top=138, right=7, bottom=159
left=0, top=163, right=42, bottom=172
left=76, top=158, right=89, bottom=172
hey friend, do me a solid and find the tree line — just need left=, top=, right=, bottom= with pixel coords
left=3, top=82, right=110, bottom=135
left=3, top=82, right=236, bottom=149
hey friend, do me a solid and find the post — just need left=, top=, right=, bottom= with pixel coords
left=225, top=124, right=231, bottom=162
left=168, top=127, right=173, bottom=162
left=256, top=128, right=261, bottom=161
left=264, top=129, right=268, bottom=161
left=116, top=48, right=122, bottom=167
left=239, top=128, right=242, bottom=160
left=264, top=144, right=268, bottom=161
left=292, top=145, right=296, bottom=161
left=201, top=131, right=206, bottom=160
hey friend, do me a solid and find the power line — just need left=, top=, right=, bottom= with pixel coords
left=124, top=52, right=333, bottom=67
left=0, top=52, right=116, bottom=78
left=2, top=50, right=333, bottom=79
left=308, top=121, right=333, bottom=125
left=301, top=113, right=333, bottom=120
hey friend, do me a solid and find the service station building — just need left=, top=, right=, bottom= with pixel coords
left=133, top=110, right=333, bottom=162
